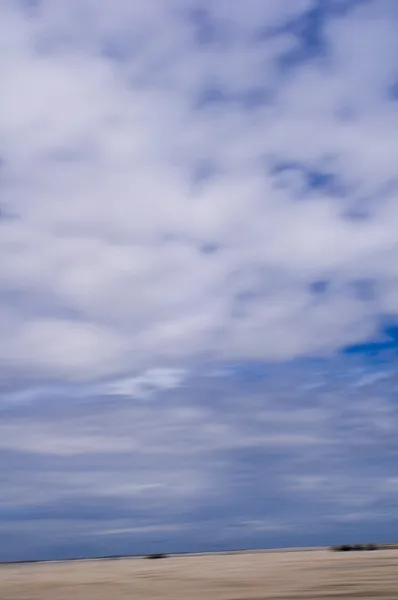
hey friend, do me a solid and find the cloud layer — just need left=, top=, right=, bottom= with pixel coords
left=2, top=357, right=398, bottom=560
left=1, top=0, right=398, bottom=559
left=1, top=0, right=398, bottom=381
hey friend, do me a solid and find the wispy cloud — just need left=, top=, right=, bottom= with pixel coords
left=1, top=357, right=398, bottom=558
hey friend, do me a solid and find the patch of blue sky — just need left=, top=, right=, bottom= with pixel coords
left=186, top=6, right=223, bottom=47
left=19, top=0, right=40, bottom=17
left=350, top=278, right=377, bottom=302
left=308, top=278, right=377, bottom=301
left=257, top=0, right=373, bottom=79
left=195, top=83, right=230, bottom=108
left=269, top=159, right=348, bottom=197
left=190, top=158, right=219, bottom=187
left=309, top=279, right=330, bottom=295
left=343, top=323, right=398, bottom=357
left=221, top=361, right=269, bottom=382
left=199, top=241, right=219, bottom=255
left=278, top=5, right=329, bottom=69
left=195, top=83, right=272, bottom=110
left=258, top=2, right=329, bottom=69
left=388, top=81, right=398, bottom=100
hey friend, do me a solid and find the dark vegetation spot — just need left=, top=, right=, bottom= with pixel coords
left=330, top=544, right=378, bottom=552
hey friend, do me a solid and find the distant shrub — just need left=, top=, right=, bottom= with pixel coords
left=330, top=543, right=378, bottom=552
left=331, top=545, right=352, bottom=552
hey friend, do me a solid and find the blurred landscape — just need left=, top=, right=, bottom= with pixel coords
left=1, top=548, right=398, bottom=599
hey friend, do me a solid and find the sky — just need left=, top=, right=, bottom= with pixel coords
left=1, top=0, right=398, bottom=561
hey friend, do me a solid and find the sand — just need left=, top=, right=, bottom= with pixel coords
left=1, top=549, right=398, bottom=599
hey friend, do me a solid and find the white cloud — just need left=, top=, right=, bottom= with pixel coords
left=0, top=422, right=138, bottom=456
left=93, top=524, right=185, bottom=536
left=1, top=0, right=398, bottom=383
left=103, top=368, right=187, bottom=398
left=0, top=318, right=127, bottom=380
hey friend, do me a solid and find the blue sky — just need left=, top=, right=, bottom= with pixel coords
left=1, top=0, right=398, bottom=561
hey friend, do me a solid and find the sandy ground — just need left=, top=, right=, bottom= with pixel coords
left=1, top=549, right=398, bottom=599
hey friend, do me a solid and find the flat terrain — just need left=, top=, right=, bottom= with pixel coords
left=1, top=549, right=398, bottom=599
